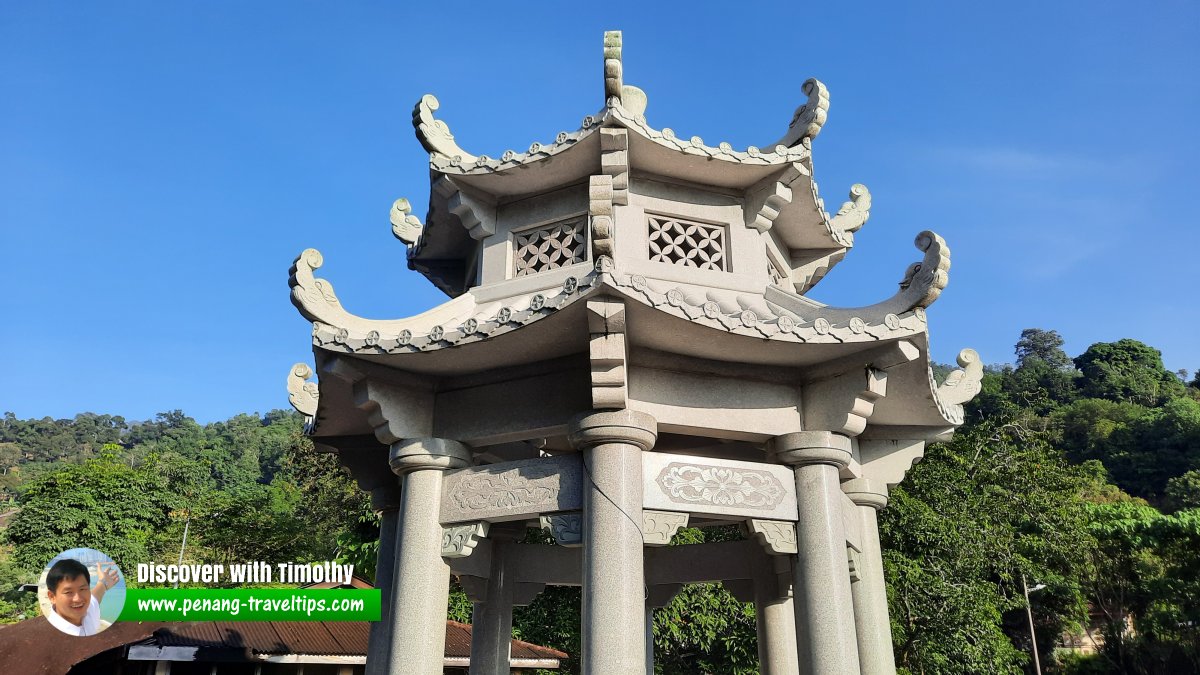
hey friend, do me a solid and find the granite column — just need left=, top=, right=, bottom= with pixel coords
left=843, top=478, right=897, bottom=675
left=569, top=409, right=657, bottom=675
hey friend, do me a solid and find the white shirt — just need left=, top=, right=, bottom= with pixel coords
left=46, top=595, right=101, bottom=636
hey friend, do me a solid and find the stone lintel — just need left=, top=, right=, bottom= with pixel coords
left=644, top=540, right=760, bottom=586
left=440, top=455, right=583, bottom=525
left=799, top=339, right=919, bottom=384
left=647, top=583, right=684, bottom=608
left=643, top=452, right=798, bottom=521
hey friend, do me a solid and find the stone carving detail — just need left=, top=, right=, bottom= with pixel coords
left=642, top=510, right=689, bottom=546
left=828, top=184, right=871, bottom=237
left=413, top=94, right=476, bottom=165
left=602, top=30, right=647, bottom=117
left=769, top=77, right=830, bottom=148
left=600, top=128, right=630, bottom=205
left=589, top=175, right=615, bottom=260
left=647, top=216, right=728, bottom=271
left=745, top=163, right=806, bottom=233
left=513, top=218, right=588, bottom=277
left=286, top=363, right=319, bottom=418
left=587, top=297, right=628, bottom=409
left=450, top=466, right=560, bottom=512
left=932, top=348, right=984, bottom=424
left=763, top=230, right=950, bottom=324
left=767, top=254, right=789, bottom=288
left=746, top=519, right=799, bottom=555
left=389, top=197, right=423, bottom=245
left=441, top=522, right=489, bottom=558
left=539, top=513, right=583, bottom=547
left=656, top=463, right=785, bottom=509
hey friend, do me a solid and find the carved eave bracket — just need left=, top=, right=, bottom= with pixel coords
left=432, top=176, right=498, bottom=241
left=801, top=342, right=919, bottom=436
left=587, top=296, right=628, bottom=409
left=765, top=230, right=950, bottom=324
left=745, top=519, right=799, bottom=555
left=540, top=513, right=583, bottom=547
left=745, top=163, right=808, bottom=234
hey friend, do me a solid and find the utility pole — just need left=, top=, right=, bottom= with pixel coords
left=1022, top=573, right=1044, bottom=675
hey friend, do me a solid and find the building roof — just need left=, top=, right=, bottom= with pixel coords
left=0, top=616, right=566, bottom=673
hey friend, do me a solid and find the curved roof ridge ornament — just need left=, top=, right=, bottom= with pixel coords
left=390, top=197, right=423, bottom=245
left=766, top=78, right=830, bottom=149
left=289, top=248, right=477, bottom=332
left=287, top=363, right=319, bottom=417
left=931, top=348, right=983, bottom=424
left=603, top=30, right=648, bottom=118
left=762, top=230, right=950, bottom=323
left=412, top=95, right=478, bottom=166
left=829, top=183, right=871, bottom=237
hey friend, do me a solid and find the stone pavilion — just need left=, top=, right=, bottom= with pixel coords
left=286, top=31, right=982, bottom=675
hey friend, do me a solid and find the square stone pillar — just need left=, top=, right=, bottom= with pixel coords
left=386, top=438, right=471, bottom=675
left=771, top=431, right=861, bottom=674
left=569, top=410, right=657, bottom=675
left=843, top=478, right=897, bottom=675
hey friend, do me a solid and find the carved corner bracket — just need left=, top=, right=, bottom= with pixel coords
left=539, top=513, right=583, bottom=547
left=744, top=519, right=798, bottom=555
left=442, top=522, right=490, bottom=558
left=642, top=510, right=689, bottom=546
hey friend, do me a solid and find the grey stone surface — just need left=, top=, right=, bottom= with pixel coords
left=440, top=455, right=583, bottom=525
left=643, top=451, right=798, bottom=521
left=571, top=409, right=656, bottom=674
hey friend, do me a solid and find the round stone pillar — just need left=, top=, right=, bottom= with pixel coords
left=568, top=409, right=657, bottom=675
left=771, top=431, right=861, bottom=675
left=365, top=484, right=402, bottom=675
left=843, top=477, right=897, bottom=675
left=386, top=438, right=471, bottom=675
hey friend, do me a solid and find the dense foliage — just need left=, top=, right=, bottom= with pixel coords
left=0, top=330, right=1196, bottom=673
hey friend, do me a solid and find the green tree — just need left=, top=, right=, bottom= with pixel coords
left=1074, top=340, right=1186, bottom=406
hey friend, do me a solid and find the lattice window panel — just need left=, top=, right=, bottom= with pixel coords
left=512, top=218, right=587, bottom=277
left=647, top=215, right=728, bottom=271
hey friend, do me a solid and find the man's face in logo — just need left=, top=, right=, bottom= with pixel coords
left=47, top=574, right=90, bottom=626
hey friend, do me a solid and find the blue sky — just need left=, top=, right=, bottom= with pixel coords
left=3, top=2, right=1197, bottom=423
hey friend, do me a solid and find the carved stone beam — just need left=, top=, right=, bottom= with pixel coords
left=442, top=522, right=490, bottom=558
left=587, top=296, right=628, bottom=409
left=433, top=176, right=497, bottom=241
left=800, top=340, right=919, bottom=384
left=762, top=78, right=829, bottom=149
left=743, top=519, right=798, bottom=555
left=539, top=513, right=583, bottom=547
left=764, top=230, right=951, bottom=324
left=440, top=455, right=584, bottom=525
left=802, top=368, right=888, bottom=437
left=644, top=452, right=798, bottom=521
left=642, top=511, right=689, bottom=546
left=644, top=540, right=760, bottom=585
left=744, top=163, right=807, bottom=233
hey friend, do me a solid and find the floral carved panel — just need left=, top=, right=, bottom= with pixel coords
left=643, top=452, right=798, bottom=521
left=440, top=455, right=583, bottom=525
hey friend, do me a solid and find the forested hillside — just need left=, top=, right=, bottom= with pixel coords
left=1, top=330, right=1197, bottom=674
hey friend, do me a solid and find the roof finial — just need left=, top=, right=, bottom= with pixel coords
left=766, top=78, right=829, bottom=148
left=603, top=31, right=647, bottom=117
